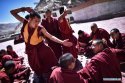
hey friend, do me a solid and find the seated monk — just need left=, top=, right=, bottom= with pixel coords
left=1, top=55, right=22, bottom=68
left=90, top=23, right=112, bottom=47
left=77, top=30, right=91, bottom=55
left=110, top=28, right=125, bottom=62
left=3, top=60, right=30, bottom=83
left=49, top=53, right=84, bottom=83
left=6, top=45, right=24, bottom=64
left=78, top=40, right=122, bottom=83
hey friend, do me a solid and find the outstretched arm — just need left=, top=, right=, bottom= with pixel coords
left=10, top=7, right=34, bottom=22
left=41, top=27, right=72, bottom=47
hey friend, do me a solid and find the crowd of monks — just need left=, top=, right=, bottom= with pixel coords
left=0, top=6, right=125, bottom=83
left=0, top=45, right=31, bottom=83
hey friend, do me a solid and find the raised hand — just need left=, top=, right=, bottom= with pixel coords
left=25, top=7, right=34, bottom=13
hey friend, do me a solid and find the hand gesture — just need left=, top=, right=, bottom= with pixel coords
left=62, top=39, right=73, bottom=47
left=63, top=9, right=68, bottom=16
left=25, top=7, right=34, bottom=13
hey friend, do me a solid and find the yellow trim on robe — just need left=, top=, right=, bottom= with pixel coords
left=23, top=23, right=43, bottom=45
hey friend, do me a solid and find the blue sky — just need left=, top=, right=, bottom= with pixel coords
left=0, top=0, right=40, bottom=23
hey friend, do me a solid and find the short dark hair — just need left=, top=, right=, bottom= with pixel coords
left=4, top=60, right=15, bottom=71
left=58, top=53, right=75, bottom=69
left=91, top=23, right=97, bottom=29
left=6, top=45, right=12, bottom=49
left=45, top=9, right=52, bottom=13
left=29, top=12, right=41, bottom=19
left=0, top=49, right=7, bottom=57
left=110, top=28, right=120, bottom=33
left=78, top=30, right=83, bottom=35
left=59, top=7, right=64, bottom=14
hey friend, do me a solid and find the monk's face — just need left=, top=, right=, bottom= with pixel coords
left=79, top=34, right=83, bottom=38
left=110, top=32, right=119, bottom=40
left=91, top=27, right=97, bottom=33
left=29, top=16, right=41, bottom=28
left=92, top=43, right=103, bottom=53
left=68, top=58, right=76, bottom=70
left=46, top=11, right=52, bottom=18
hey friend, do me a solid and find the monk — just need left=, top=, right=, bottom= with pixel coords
left=58, top=6, right=78, bottom=58
left=110, top=28, right=125, bottom=62
left=110, top=28, right=125, bottom=49
left=77, top=30, right=91, bottom=55
left=49, top=53, right=84, bottom=83
left=78, top=40, right=122, bottom=83
left=6, top=45, right=24, bottom=64
left=1, top=60, right=30, bottom=83
left=90, top=23, right=112, bottom=47
left=10, top=7, right=72, bottom=83
left=41, top=9, right=62, bottom=59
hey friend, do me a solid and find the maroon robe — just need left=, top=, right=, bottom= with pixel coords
left=111, top=33, right=125, bottom=62
left=78, top=48, right=122, bottom=83
left=78, top=32, right=91, bottom=55
left=90, top=28, right=112, bottom=46
left=7, top=50, right=18, bottom=58
left=21, top=20, right=58, bottom=75
left=41, top=17, right=62, bottom=59
left=58, top=18, right=78, bottom=58
left=78, top=32, right=90, bottom=46
left=9, top=63, right=30, bottom=82
left=49, top=67, right=84, bottom=83
left=0, top=71, right=10, bottom=83
left=112, top=33, right=125, bottom=49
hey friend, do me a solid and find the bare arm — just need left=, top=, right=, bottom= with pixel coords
left=58, top=10, right=67, bottom=22
left=10, top=7, right=34, bottom=22
left=41, top=27, right=72, bottom=47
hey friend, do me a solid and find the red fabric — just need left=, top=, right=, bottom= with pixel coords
left=112, top=48, right=125, bottom=62
left=21, top=20, right=58, bottom=75
left=49, top=67, right=84, bottom=83
left=78, top=48, right=122, bottom=83
left=90, top=28, right=111, bottom=46
left=78, top=32, right=90, bottom=44
left=0, top=71, right=10, bottom=83
left=58, top=18, right=73, bottom=35
left=7, top=51, right=18, bottom=58
left=2, top=55, right=13, bottom=61
left=12, top=63, right=30, bottom=80
left=41, top=17, right=62, bottom=59
left=1, top=55, right=13, bottom=65
left=58, top=18, right=78, bottom=58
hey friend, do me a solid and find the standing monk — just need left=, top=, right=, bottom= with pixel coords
left=41, top=9, right=62, bottom=59
left=10, top=7, right=72, bottom=83
left=58, top=7, right=78, bottom=59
